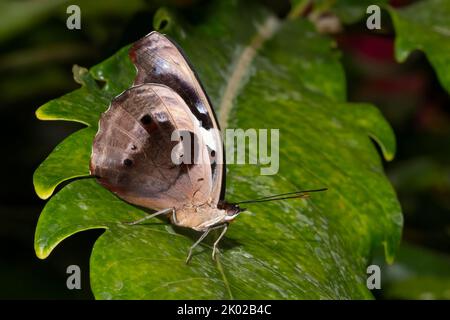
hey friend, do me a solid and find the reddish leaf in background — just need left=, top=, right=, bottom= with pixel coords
left=389, top=0, right=416, bottom=8
left=337, top=35, right=394, bottom=62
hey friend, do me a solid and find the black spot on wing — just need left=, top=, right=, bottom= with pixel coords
left=123, top=159, right=133, bottom=167
left=140, top=114, right=152, bottom=125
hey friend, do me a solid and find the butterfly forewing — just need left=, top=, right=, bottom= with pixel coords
left=129, top=31, right=224, bottom=204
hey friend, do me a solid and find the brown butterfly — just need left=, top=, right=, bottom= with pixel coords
left=90, top=31, right=326, bottom=263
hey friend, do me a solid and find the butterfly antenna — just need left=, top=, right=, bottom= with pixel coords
left=234, top=188, right=328, bottom=205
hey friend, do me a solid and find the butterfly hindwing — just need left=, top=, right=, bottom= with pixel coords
left=90, top=84, right=214, bottom=210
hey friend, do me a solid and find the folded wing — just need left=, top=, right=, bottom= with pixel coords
left=90, top=84, right=214, bottom=210
left=129, top=31, right=224, bottom=204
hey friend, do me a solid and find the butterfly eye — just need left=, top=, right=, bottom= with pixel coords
left=123, top=159, right=133, bottom=167
left=140, top=114, right=152, bottom=125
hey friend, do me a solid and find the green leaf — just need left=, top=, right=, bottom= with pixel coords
left=385, top=277, right=450, bottom=300
left=0, top=0, right=67, bottom=43
left=389, top=0, right=450, bottom=94
left=35, top=48, right=136, bottom=126
left=34, top=0, right=402, bottom=299
left=33, top=128, right=95, bottom=200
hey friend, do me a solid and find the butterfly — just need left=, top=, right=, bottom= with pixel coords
left=90, top=31, right=326, bottom=263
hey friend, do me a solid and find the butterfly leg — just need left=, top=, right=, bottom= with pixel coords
left=171, top=209, right=179, bottom=224
left=185, top=224, right=225, bottom=264
left=185, top=228, right=211, bottom=264
left=212, top=224, right=228, bottom=261
left=126, top=208, right=173, bottom=225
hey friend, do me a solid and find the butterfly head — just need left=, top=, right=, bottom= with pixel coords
left=218, top=202, right=244, bottom=223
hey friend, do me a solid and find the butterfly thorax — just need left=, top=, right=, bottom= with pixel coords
left=171, top=202, right=241, bottom=232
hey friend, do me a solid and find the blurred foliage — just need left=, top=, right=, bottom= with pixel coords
left=339, top=0, right=450, bottom=299
left=0, top=0, right=448, bottom=299
left=0, top=0, right=145, bottom=43
left=33, top=0, right=400, bottom=299
left=311, top=0, right=388, bottom=24
left=389, top=0, right=450, bottom=93
left=375, top=243, right=450, bottom=299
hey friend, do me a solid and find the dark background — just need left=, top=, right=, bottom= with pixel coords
left=0, top=0, right=448, bottom=299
